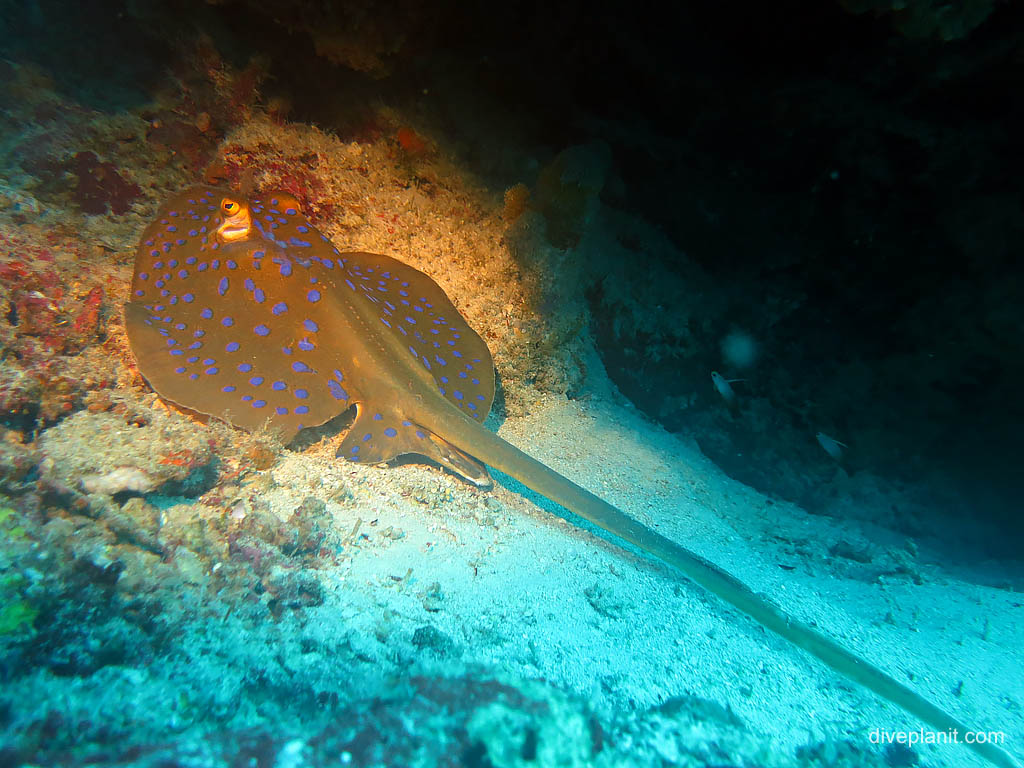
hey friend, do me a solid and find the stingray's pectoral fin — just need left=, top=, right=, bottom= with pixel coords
left=335, top=403, right=491, bottom=487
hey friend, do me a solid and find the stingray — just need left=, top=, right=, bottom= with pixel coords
left=125, top=187, right=1018, bottom=768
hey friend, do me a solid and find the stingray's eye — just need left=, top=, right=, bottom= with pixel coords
left=216, top=197, right=252, bottom=243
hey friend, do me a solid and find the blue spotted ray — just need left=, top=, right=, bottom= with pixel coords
left=124, top=187, right=1017, bottom=768
left=125, top=186, right=494, bottom=483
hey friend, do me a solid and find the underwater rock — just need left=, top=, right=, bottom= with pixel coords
left=82, top=467, right=157, bottom=496
left=0, top=231, right=108, bottom=353
left=410, top=625, right=457, bottom=657
left=143, top=40, right=266, bottom=173
left=69, top=151, right=141, bottom=215
left=204, top=0, right=442, bottom=77
left=502, top=183, right=530, bottom=222
left=104, top=497, right=163, bottom=553
left=5, top=670, right=816, bottom=767
left=307, top=676, right=602, bottom=767
left=38, top=410, right=217, bottom=501
left=263, top=568, right=325, bottom=617
left=0, top=226, right=117, bottom=435
left=0, top=434, right=37, bottom=490
left=534, top=141, right=611, bottom=250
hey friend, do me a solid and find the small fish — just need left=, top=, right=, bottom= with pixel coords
left=710, top=370, right=745, bottom=404
left=816, top=431, right=847, bottom=461
left=123, top=188, right=1017, bottom=768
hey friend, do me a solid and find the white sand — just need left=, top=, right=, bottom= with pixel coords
left=257, top=362, right=1023, bottom=767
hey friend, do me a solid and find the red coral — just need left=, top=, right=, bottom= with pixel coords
left=0, top=230, right=112, bottom=430
left=0, top=256, right=105, bottom=354
left=70, top=151, right=141, bottom=215
left=72, top=286, right=103, bottom=335
left=396, top=127, right=428, bottom=155
left=0, top=255, right=63, bottom=344
left=158, top=449, right=201, bottom=469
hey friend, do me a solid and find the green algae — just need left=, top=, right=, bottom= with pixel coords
left=0, top=506, right=26, bottom=540
left=0, top=504, right=36, bottom=636
left=0, top=573, right=36, bottom=636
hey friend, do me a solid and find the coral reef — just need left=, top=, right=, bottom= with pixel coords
left=0, top=226, right=120, bottom=431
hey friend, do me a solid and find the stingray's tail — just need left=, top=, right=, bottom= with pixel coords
left=443, top=419, right=1020, bottom=768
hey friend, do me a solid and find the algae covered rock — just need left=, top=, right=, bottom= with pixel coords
left=38, top=408, right=217, bottom=500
